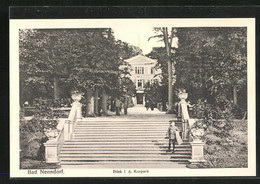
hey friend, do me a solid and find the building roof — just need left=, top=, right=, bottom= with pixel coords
left=125, top=55, right=157, bottom=65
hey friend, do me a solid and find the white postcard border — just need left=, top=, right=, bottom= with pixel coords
left=10, top=18, right=256, bottom=177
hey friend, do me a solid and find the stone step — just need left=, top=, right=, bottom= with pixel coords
left=75, top=126, right=170, bottom=129
left=73, top=132, right=168, bottom=135
left=60, top=150, right=191, bottom=154
left=73, top=136, right=167, bottom=139
left=64, top=138, right=190, bottom=146
left=77, top=122, right=172, bottom=127
left=72, top=137, right=179, bottom=141
left=74, top=130, right=168, bottom=133
left=74, top=129, right=175, bottom=132
left=71, top=140, right=188, bottom=143
left=62, top=145, right=190, bottom=149
left=77, top=122, right=170, bottom=124
left=75, top=126, right=172, bottom=129
left=66, top=141, right=168, bottom=144
left=76, top=123, right=181, bottom=125
left=60, top=161, right=189, bottom=165
left=75, top=125, right=182, bottom=128
left=73, top=134, right=168, bottom=137
left=74, top=131, right=170, bottom=134
left=59, top=154, right=190, bottom=158
left=60, top=157, right=189, bottom=161
left=59, top=153, right=190, bottom=156
left=70, top=140, right=185, bottom=143
left=76, top=121, right=176, bottom=124
left=65, top=141, right=189, bottom=145
left=61, top=147, right=191, bottom=151
left=71, top=138, right=187, bottom=141
left=75, top=123, right=172, bottom=125
left=76, top=121, right=181, bottom=124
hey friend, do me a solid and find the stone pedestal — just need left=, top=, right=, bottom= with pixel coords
left=44, top=140, right=60, bottom=163
left=182, top=120, right=188, bottom=140
left=76, top=103, right=82, bottom=120
left=64, top=120, right=74, bottom=141
left=189, top=140, right=206, bottom=164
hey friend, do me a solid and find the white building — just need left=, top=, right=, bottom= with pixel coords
left=125, top=55, right=161, bottom=106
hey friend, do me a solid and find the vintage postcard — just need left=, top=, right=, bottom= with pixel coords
left=10, top=18, right=256, bottom=177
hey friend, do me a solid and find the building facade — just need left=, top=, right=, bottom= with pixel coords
left=125, top=55, right=161, bottom=106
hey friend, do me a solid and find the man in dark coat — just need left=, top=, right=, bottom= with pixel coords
left=115, top=98, right=122, bottom=116
left=166, top=121, right=179, bottom=153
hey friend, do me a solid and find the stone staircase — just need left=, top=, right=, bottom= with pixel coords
left=59, top=120, right=191, bottom=167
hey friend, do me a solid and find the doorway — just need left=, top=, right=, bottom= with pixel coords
left=136, top=93, right=143, bottom=105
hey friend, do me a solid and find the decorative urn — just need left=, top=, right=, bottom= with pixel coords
left=71, top=91, right=83, bottom=102
left=44, top=128, right=59, bottom=140
left=191, top=128, right=204, bottom=141
left=178, top=92, right=188, bottom=101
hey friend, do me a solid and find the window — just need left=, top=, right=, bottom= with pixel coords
left=151, top=79, right=158, bottom=84
left=137, top=79, right=142, bottom=87
left=135, top=67, right=144, bottom=74
left=151, top=67, right=155, bottom=74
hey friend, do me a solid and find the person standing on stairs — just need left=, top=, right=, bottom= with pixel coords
left=115, top=98, right=122, bottom=116
left=166, top=121, right=179, bottom=153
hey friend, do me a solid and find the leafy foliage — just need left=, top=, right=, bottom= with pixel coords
left=148, top=28, right=178, bottom=113
left=20, top=28, right=141, bottom=106
left=147, top=27, right=247, bottom=114
left=174, top=28, right=247, bottom=109
left=20, top=99, right=59, bottom=161
left=189, top=98, right=247, bottom=168
left=144, top=80, right=162, bottom=106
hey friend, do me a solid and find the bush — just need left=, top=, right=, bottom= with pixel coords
left=190, top=98, right=247, bottom=168
left=21, top=159, right=60, bottom=169
left=20, top=117, right=47, bottom=161
left=20, top=99, right=59, bottom=167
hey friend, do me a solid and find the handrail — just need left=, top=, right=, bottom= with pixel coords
left=44, top=100, right=82, bottom=163
left=55, top=122, right=65, bottom=155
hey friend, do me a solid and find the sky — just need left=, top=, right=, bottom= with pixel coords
left=112, top=26, right=178, bottom=55
left=112, top=26, right=165, bottom=55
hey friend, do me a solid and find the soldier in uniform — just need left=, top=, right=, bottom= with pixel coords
left=166, top=120, right=179, bottom=153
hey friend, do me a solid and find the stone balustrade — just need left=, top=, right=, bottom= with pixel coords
left=177, top=92, right=206, bottom=164
left=44, top=95, right=82, bottom=164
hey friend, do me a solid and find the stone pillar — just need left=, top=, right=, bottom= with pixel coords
left=71, top=92, right=83, bottom=120
left=76, top=102, right=82, bottom=120
left=182, top=120, right=188, bottom=140
left=189, top=140, right=206, bottom=164
left=44, top=140, right=59, bottom=163
left=64, top=120, right=74, bottom=141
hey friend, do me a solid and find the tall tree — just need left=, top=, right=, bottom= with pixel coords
left=19, top=29, right=77, bottom=102
left=149, top=28, right=177, bottom=113
left=174, top=27, right=247, bottom=111
left=20, top=28, right=142, bottom=117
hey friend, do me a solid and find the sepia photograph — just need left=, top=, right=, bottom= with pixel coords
left=10, top=18, right=256, bottom=177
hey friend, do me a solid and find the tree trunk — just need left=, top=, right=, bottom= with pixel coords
left=94, top=88, right=99, bottom=115
left=124, top=95, right=128, bottom=115
left=53, top=75, right=60, bottom=99
left=102, top=88, right=108, bottom=116
left=233, top=85, right=237, bottom=106
left=162, top=27, right=173, bottom=114
left=167, top=60, right=173, bottom=113
left=86, top=88, right=94, bottom=117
